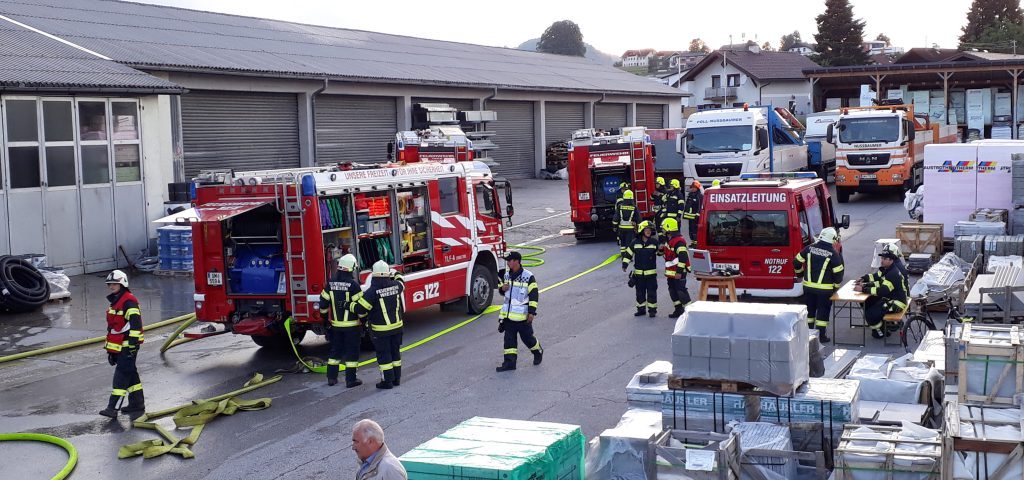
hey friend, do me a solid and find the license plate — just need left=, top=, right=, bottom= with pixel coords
left=713, top=263, right=739, bottom=271
left=859, top=174, right=876, bottom=180
left=207, top=272, right=223, bottom=286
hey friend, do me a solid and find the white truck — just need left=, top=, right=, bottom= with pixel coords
left=804, top=111, right=840, bottom=181
left=680, top=105, right=808, bottom=183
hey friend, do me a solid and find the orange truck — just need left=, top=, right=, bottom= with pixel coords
left=827, top=104, right=957, bottom=203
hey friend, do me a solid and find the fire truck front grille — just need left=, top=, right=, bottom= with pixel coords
left=694, top=163, right=743, bottom=177
left=846, top=153, right=891, bottom=166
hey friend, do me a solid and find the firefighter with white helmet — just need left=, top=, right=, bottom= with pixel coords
left=612, top=189, right=637, bottom=256
left=793, top=227, right=845, bottom=343
left=352, top=260, right=405, bottom=389
left=99, top=269, right=145, bottom=418
left=319, top=254, right=364, bottom=387
left=622, top=220, right=662, bottom=317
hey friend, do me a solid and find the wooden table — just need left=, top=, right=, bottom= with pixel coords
left=694, top=273, right=741, bottom=302
left=831, top=280, right=871, bottom=347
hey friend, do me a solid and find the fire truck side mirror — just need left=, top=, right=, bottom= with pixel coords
left=840, top=214, right=851, bottom=229
left=825, top=124, right=834, bottom=144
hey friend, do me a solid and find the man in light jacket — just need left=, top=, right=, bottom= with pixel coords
left=353, top=419, right=407, bottom=480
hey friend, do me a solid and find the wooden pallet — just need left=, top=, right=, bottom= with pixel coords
left=942, top=398, right=1024, bottom=479
left=957, top=324, right=1023, bottom=406
left=896, top=222, right=944, bottom=260
left=153, top=269, right=194, bottom=278
left=668, top=376, right=759, bottom=393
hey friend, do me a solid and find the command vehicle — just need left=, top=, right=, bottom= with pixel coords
left=186, top=130, right=512, bottom=348
left=827, top=104, right=957, bottom=203
left=697, top=172, right=850, bottom=297
left=680, top=105, right=807, bottom=183
left=567, top=127, right=656, bottom=240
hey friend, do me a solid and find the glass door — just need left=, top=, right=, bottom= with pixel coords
left=110, top=100, right=146, bottom=265
left=2, top=97, right=46, bottom=258
left=40, top=98, right=84, bottom=274
left=77, top=98, right=117, bottom=271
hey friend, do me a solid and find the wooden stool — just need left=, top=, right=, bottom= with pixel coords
left=695, top=274, right=740, bottom=302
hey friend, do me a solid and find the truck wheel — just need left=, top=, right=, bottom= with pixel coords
left=251, top=328, right=305, bottom=349
left=467, top=265, right=495, bottom=314
left=836, top=187, right=851, bottom=204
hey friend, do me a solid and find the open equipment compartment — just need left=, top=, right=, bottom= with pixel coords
left=397, top=184, right=433, bottom=273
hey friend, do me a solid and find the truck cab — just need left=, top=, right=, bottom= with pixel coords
left=804, top=111, right=839, bottom=181
left=681, top=105, right=807, bottom=182
left=697, top=172, right=850, bottom=297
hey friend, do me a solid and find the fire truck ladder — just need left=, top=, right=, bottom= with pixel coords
left=630, top=141, right=650, bottom=213
left=274, top=172, right=311, bottom=323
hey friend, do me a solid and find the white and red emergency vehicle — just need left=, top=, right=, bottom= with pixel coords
left=186, top=130, right=512, bottom=347
left=697, top=172, right=850, bottom=297
left=567, top=127, right=656, bottom=239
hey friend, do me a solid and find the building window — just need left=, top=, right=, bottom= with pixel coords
left=79, top=101, right=107, bottom=140
left=78, top=100, right=110, bottom=185
left=8, top=146, right=40, bottom=188
left=4, top=99, right=41, bottom=189
left=111, top=101, right=141, bottom=182
left=81, top=145, right=110, bottom=185
left=711, top=75, right=721, bottom=88
left=45, top=146, right=76, bottom=187
left=5, top=100, right=38, bottom=142
left=727, top=74, right=740, bottom=87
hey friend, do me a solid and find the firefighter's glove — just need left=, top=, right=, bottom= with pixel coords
left=621, top=264, right=628, bottom=272
left=107, top=353, right=117, bottom=366
left=498, top=320, right=505, bottom=333
left=627, top=272, right=636, bottom=288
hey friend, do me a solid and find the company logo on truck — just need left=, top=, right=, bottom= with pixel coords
left=707, top=192, right=787, bottom=204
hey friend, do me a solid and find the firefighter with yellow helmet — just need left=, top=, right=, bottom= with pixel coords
left=622, top=220, right=661, bottom=317
left=661, top=217, right=692, bottom=318
left=612, top=189, right=637, bottom=256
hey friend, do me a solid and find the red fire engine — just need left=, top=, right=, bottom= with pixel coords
left=567, top=127, right=657, bottom=240
left=187, top=128, right=513, bottom=348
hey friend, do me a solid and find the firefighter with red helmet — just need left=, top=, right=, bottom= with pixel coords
left=623, top=221, right=661, bottom=317
left=612, top=189, right=637, bottom=256
left=319, top=254, right=364, bottom=388
left=352, top=261, right=405, bottom=389
left=99, top=270, right=145, bottom=418
left=661, top=217, right=691, bottom=319
left=682, top=180, right=704, bottom=247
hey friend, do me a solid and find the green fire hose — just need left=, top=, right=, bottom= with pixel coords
left=0, top=433, right=77, bottom=479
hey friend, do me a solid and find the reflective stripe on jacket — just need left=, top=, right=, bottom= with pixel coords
left=319, top=271, right=363, bottom=328
left=105, top=290, right=143, bottom=353
left=793, top=240, right=845, bottom=291
left=499, top=268, right=538, bottom=322
left=623, top=235, right=661, bottom=275
left=352, top=277, right=405, bottom=334
left=664, top=235, right=690, bottom=277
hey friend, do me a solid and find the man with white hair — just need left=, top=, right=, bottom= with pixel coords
left=352, top=419, right=407, bottom=480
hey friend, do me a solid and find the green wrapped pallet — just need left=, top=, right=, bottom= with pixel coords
left=399, top=417, right=585, bottom=480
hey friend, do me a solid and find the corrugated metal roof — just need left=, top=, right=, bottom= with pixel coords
left=0, top=0, right=681, bottom=96
left=0, top=14, right=182, bottom=92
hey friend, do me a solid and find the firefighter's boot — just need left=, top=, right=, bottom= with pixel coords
left=345, top=368, right=362, bottom=388
left=496, top=354, right=516, bottom=372
left=326, top=364, right=339, bottom=386
left=122, top=390, right=145, bottom=416
left=532, top=348, right=543, bottom=366
left=376, top=370, right=394, bottom=390
left=816, top=326, right=831, bottom=344
left=634, top=307, right=646, bottom=317
left=669, top=306, right=684, bottom=319
left=648, top=309, right=657, bottom=318
left=392, top=366, right=401, bottom=386
left=99, top=395, right=119, bottom=418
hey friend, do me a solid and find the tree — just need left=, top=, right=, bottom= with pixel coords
left=960, top=0, right=1024, bottom=46
left=875, top=33, right=891, bottom=44
left=779, top=30, right=803, bottom=51
left=973, top=19, right=1024, bottom=53
left=688, top=38, right=710, bottom=53
left=812, top=0, right=870, bottom=66
left=536, top=20, right=586, bottom=56
left=761, top=41, right=775, bottom=51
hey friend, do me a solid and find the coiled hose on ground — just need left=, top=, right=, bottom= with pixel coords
left=0, top=255, right=50, bottom=313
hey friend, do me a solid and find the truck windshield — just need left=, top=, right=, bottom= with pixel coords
left=686, top=126, right=752, bottom=154
left=838, top=117, right=900, bottom=143
left=706, top=210, right=789, bottom=247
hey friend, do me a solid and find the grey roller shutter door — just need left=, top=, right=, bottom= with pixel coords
left=594, top=103, right=628, bottom=131
left=636, top=104, right=666, bottom=129
left=412, top=98, right=475, bottom=111
left=488, top=100, right=536, bottom=178
left=181, top=90, right=300, bottom=178
left=544, top=102, right=585, bottom=145
left=315, top=95, right=397, bottom=164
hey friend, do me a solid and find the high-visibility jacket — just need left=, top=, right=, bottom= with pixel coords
left=682, top=190, right=703, bottom=221
left=499, top=268, right=538, bottom=322
left=860, top=264, right=909, bottom=311
left=794, top=240, right=845, bottom=291
left=652, top=188, right=666, bottom=216
left=613, top=199, right=637, bottom=230
left=664, top=234, right=690, bottom=278
left=352, top=276, right=405, bottom=335
left=319, top=271, right=363, bottom=329
left=623, top=234, right=662, bottom=276
left=105, top=289, right=143, bottom=353
left=663, top=189, right=680, bottom=219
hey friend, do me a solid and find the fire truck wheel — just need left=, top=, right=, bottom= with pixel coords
left=250, top=329, right=306, bottom=349
left=836, top=187, right=851, bottom=204
left=467, top=265, right=495, bottom=315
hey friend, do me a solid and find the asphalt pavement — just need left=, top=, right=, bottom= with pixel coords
left=0, top=180, right=916, bottom=480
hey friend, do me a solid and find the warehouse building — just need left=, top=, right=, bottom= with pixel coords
left=0, top=0, right=681, bottom=275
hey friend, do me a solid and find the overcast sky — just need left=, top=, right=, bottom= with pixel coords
left=136, top=0, right=977, bottom=55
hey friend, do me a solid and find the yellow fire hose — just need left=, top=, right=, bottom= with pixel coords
left=0, top=433, right=77, bottom=480
left=508, top=244, right=545, bottom=267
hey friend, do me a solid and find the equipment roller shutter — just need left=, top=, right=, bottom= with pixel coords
left=488, top=100, right=536, bottom=179
left=315, top=95, right=397, bottom=164
left=181, top=90, right=300, bottom=178
left=636, top=104, right=666, bottom=129
left=544, top=102, right=585, bottom=145
left=594, top=103, right=628, bottom=131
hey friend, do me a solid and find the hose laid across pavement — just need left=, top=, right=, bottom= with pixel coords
left=508, top=244, right=545, bottom=267
left=0, top=432, right=77, bottom=479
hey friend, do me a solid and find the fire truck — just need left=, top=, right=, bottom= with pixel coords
left=567, top=127, right=657, bottom=240
left=187, top=128, right=513, bottom=348
left=827, top=104, right=957, bottom=203
left=697, top=172, right=850, bottom=297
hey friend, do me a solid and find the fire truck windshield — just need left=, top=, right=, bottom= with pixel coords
left=837, top=117, right=900, bottom=144
left=706, top=210, right=789, bottom=247
left=686, top=126, right=752, bottom=154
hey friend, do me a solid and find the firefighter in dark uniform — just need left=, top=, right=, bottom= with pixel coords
left=855, top=244, right=909, bottom=340
left=612, top=189, right=637, bottom=257
left=99, top=270, right=145, bottom=418
left=793, top=227, right=844, bottom=343
left=652, top=177, right=667, bottom=236
left=319, top=254, right=364, bottom=388
left=661, top=217, right=691, bottom=319
left=352, top=260, right=405, bottom=389
left=623, top=221, right=661, bottom=317
left=496, top=251, right=542, bottom=372
left=681, top=180, right=703, bottom=248
left=665, top=179, right=682, bottom=227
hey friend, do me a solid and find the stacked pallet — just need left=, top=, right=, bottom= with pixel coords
left=957, top=324, right=1023, bottom=406
left=954, top=221, right=1007, bottom=236
left=1013, top=153, right=1024, bottom=234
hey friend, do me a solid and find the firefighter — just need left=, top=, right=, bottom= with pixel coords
left=496, top=251, right=542, bottom=372
left=793, top=227, right=844, bottom=343
left=855, top=244, right=908, bottom=340
left=661, top=217, right=691, bottom=319
left=319, top=254, right=364, bottom=388
left=99, top=270, right=145, bottom=418
left=352, top=260, right=405, bottom=389
left=623, top=221, right=661, bottom=317
left=664, top=179, right=682, bottom=225
left=652, top=177, right=667, bottom=231
left=681, top=180, right=703, bottom=248
left=612, top=189, right=637, bottom=256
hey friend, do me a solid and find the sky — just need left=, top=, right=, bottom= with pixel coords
left=135, top=0, right=977, bottom=55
